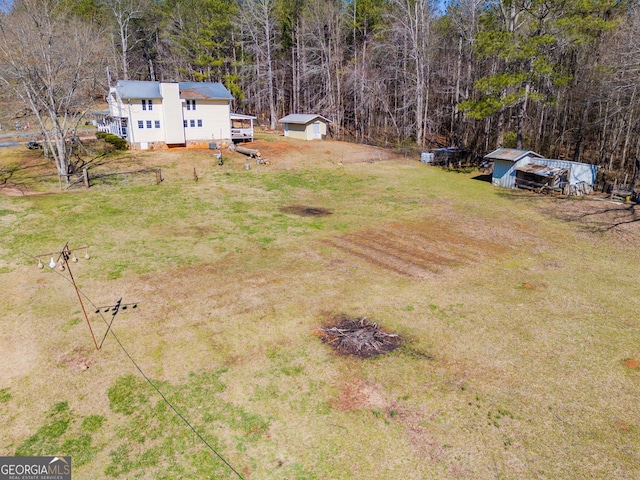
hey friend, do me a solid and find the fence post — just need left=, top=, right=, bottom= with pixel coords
left=156, top=168, right=163, bottom=184
left=611, top=178, right=617, bottom=199
left=83, top=168, right=90, bottom=188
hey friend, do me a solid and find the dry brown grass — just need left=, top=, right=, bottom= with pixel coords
left=1, top=134, right=640, bottom=479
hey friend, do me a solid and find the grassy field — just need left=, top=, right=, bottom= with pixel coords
left=1, top=135, right=639, bottom=479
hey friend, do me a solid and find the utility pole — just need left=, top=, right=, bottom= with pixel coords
left=34, top=243, right=98, bottom=350
left=95, top=298, right=138, bottom=349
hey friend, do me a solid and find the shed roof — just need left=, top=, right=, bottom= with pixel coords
left=113, top=80, right=233, bottom=101
left=484, top=148, right=543, bottom=161
left=515, top=164, right=567, bottom=178
left=279, top=114, right=331, bottom=125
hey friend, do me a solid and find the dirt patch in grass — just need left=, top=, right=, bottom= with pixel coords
left=623, top=359, right=640, bottom=370
left=325, top=217, right=507, bottom=278
left=0, top=186, right=36, bottom=196
left=246, top=139, right=306, bottom=158
left=279, top=205, right=333, bottom=217
left=57, top=346, right=92, bottom=372
left=240, top=137, right=403, bottom=169
left=395, top=408, right=448, bottom=464
left=332, top=376, right=388, bottom=412
left=314, top=315, right=401, bottom=357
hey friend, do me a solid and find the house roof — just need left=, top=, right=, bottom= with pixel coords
left=114, top=80, right=162, bottom=99
left=484, top=148, right=542, bottom=161
left=279, top=114, right=331, bottom=125
left=179, top=82, right=234, bottom=101
left=113, top=80, right=234, bottom=101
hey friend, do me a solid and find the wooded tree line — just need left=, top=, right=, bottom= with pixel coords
left=1, top=0, right=639, bottom=177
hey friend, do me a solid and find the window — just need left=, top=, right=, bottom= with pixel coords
left=142, top=100, right=146, bottom=111
left=148, top=99, right=153, bottom=111
left=197, top=119, right=203, bottom=127
left=138, top=120, right=144, bottom=128
left=186, top=100, right=196, bottom=111
left=146, top=120, right=152, bottom=129
left=155, top=120, right=160, bottom=128
left=190, top=119, right=195, bottom=128
left=183, top=120, right=188, bottom=128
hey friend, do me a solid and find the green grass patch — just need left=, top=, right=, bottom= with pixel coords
left=0, top=388, right=11, bottom=403
left=104, top=370, right=268, bottom=478
left=81, top=415, right=105, bottom=433
left=15, top=402, right=71, bottom=456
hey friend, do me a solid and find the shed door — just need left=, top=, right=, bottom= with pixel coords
left=313, top=121, right=321, bottom=139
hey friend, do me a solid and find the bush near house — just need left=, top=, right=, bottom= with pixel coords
left=96, top=131, right=128, bottom=150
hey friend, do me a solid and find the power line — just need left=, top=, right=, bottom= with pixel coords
left=103, top=318, right=245, bottom=480
left=22, top=250, right=245, bottom=480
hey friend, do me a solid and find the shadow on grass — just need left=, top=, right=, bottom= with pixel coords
left=471, top=173, right=492, bottom=183
left=495, top=187, right=640, bottom=234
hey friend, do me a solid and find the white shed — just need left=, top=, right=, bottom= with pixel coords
left=278, top=114, right=330, bottom=140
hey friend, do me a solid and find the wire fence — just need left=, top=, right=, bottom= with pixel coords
left=65, top=167, right=163, bottom=190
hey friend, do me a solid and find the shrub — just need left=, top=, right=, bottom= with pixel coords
left=97, top=132, right=128, bottom=150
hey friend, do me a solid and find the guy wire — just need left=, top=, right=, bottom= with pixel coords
left=20, top=251, right=245, bottom=479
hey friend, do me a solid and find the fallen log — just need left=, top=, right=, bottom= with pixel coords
left=234, top=145, right=262, bottom=158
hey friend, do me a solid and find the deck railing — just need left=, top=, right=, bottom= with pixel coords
left=231, top=127, right=253, bottom=140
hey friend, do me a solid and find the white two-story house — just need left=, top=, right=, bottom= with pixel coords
left=99, top=80, right=235, bottom=149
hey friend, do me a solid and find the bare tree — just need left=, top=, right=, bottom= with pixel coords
left=383, top=0, right=435, bottom=145
left=301, top=0, right=346, bottom=133
left=240, top=0, right=279, bottom=129
left=0, top=0, right=107, bottom=184
left=102, top=0, right=147, bottom=80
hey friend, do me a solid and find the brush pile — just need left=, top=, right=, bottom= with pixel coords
left=315, top=315, right=401, bottom=357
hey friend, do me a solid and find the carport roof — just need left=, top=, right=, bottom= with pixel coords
left=515, top=164, right=567, bottom=177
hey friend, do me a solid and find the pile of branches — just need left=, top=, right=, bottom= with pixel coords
left=315, top=315, right=401, bottom=357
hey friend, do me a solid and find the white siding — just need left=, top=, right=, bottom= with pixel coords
left=284, top=123, right=307, bottom=140
left=183, top=100, right=231, bottom=142
left=282, top=120, right=327, bottom=140
left=160, top=84, right=186, bottom=144
left=107, top=92, right=123, bottom=117
left=528, top=158, right=598, bottom=185
left=126, top=96, right=165, bottom=145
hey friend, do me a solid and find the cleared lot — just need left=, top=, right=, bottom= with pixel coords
left=1, top=135, right=639, bottom=479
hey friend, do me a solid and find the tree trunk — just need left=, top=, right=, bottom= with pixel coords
left=516, top=82, right=530, bottom=149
